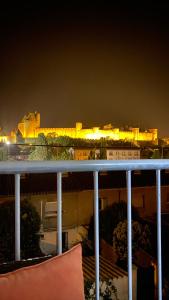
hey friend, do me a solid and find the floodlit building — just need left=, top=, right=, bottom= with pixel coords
left=15, top=112, right=158, bottom=143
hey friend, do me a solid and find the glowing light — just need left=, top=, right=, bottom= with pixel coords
left=85, top=132, right=104, bottom=140
left=6, top=141, right=10, bottom=145
left=15, top=112, right=158, bottom=143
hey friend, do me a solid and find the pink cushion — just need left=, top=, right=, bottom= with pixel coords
left=0, top=244, right=84, bottom=300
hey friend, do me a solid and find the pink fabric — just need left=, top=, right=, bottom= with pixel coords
left=0, top=244, right=84, bottom=300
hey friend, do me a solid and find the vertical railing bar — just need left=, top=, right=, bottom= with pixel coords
left=57, top=172, right=62, bottom=254
left=126, top=170, right=132, bottom=300
left=156, top=169, right=162, bottom=300
left=93, top=171, right=99, bottom=300
left=15, top=173, right=21, bottom=261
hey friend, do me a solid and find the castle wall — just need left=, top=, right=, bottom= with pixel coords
left=29, top=126, right=159, bottom=142
left=15, top=112, right=158, bottom=143
left=36, top=128, right=78, bottom=138
left=138, top=132, right=153, bottom=141
left=119, top=131, right=133, bottom=140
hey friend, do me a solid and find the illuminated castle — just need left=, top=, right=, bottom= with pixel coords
left=16, top=112, right=158, bottom=143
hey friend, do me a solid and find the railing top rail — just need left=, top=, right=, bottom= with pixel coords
left=0, top=159, right=169, bottom=174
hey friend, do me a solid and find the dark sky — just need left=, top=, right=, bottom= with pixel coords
left=1, top=3, right=169, bottom=137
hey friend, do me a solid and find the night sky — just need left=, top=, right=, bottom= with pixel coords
left=1, top=3, right=169, bottom=137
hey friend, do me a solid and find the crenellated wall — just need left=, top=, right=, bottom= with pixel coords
left=14, top=112, right=158, bottom=143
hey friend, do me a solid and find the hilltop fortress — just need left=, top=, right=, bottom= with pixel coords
left=15, top=112, right=158, bottom=143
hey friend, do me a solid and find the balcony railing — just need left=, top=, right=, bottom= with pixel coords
left=0, top=159, right=169, bottom=300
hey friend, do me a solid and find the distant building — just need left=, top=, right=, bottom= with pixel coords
left=74, top=147, right=140, bottom=160
left=15, top=112, right=158, bottom=144
left=106, top=148, right=140, bottom=160
left=0, top=128, right=9, bottom=143
left=0, top=136, right=8, bottom=143
left=74, top=148, right=100, bottom=160
left=0, top=130, right=16, bottom=144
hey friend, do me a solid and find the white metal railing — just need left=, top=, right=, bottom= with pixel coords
left=0, top=159, right=168, bottom=300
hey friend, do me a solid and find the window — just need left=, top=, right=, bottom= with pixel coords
left=44, top=201, right=66, bottom=218
left=45, top=201, right=57, bottom=218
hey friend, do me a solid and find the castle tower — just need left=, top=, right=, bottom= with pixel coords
left=18, top=112, right=41, bottom=138
left=131, top=128, right=139, bottom=141
left=149, top=128, right=158, bottom=144
left=76, top=122, right=82, bottom=131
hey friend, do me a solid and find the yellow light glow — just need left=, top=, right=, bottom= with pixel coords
left=85, top=132, right=105, bottom=140
left=13, top=112, right=158, bottom=143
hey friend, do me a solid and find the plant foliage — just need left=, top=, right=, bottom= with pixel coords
left=0, top=199, right=42, bottom=262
